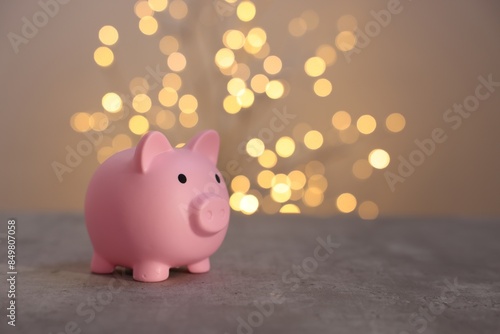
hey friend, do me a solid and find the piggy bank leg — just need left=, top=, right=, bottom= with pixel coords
left=187, top=258, right=210, bottom=274
left=91, top=253, right=115, bottom=274
left=133, top=262, right=170, bottom=282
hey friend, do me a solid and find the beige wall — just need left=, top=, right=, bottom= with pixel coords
left=1, top=0, right=499, bottom=216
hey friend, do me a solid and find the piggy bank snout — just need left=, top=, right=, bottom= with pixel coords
left=190, top=194, right=229, bottom=234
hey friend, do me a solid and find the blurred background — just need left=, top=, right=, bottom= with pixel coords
left=1, top=0, right=499, bottom=218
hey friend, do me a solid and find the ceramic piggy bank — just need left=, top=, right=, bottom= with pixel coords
left=84, top=130, right=230, bottom=282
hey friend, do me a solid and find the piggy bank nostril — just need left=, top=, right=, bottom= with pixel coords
left=205, top=210, right=213, bottom=221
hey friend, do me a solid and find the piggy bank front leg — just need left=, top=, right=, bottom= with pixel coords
left=133, top=261, right=170, bottom=282
left=187, top=258, right=210, bottom=274
left=91, top=253, right=115, bottom=274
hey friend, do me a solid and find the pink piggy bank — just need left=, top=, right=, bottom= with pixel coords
left=84, top=130, right=230, bottom=282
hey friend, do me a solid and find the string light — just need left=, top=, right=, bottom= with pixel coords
left=77, top=2, right=408, bottom=217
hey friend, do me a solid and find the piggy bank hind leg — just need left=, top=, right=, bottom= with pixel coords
left=187, top=258, right=210, bottom=274
left=133, top=261, right=170, bottom=282
left=91, top=253, right=115, bottom=274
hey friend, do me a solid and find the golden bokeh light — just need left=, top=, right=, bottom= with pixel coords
left=304, top=130, right=323, bottom=150
left=303, top=187, right=324, bottom=207
left=232, top=63, right=251, bottom=81
left=236, top=1, right=256, bottom=22
left=223, top=95, right=241, bottom=114
left=179, top=111, right=198, bottom=128
left=70, top=112, right=91, bottom=132
left=275, top=136, right=295, bottom=158
left=89, top=112, right=109, bottom=131
left=215, top=48, right=235, bottom=69
left=102, top=92, right=122, bottom=113
left=265, top=80, right=284, bottom=99
left=227, top=78, right=246, bottom=96
left=167, top=52, right=187, bottom=72
left=301, top=10, right=319, bottom=31
left=331, top=110, right=351, bottom=130
left=112, top=134, right=132, bottom=152
left=230, top=192, right=245, bottom=211
left=247, top=27, right=267, bottom=48
left=368, top=149, right=391, bottom=169
left=352, top=159, right=373, bottom=180
left=280, top=204, right=301, bottom=214
left=288, top=170, right=307, bottom=190
left=156, top=109, right=176, bottom=129
left=169, top=0, right=188, bottom=19
left=263, top=55, right=282, bottom=75
left=158, top=87, right=178, bottom=107
left=129, top=115, right=149, bottom=135
left=337, top=14, right=358, bottom=31
left=254, top=42, right=270, bottom=59
left=272, top=173, right=291, bottom=188
left=385, top=113, right=406, bottom=133
left=336, top=193, right=357, bottom=213
left=288, top=17, right=307, bottom=37
left=335, top=31, right=357, bottom=51
left=246, top=138, right=265, bottom=157
left=139, top=16, right=158, bottom=35
left=316, top=44, right=337, bottom=66
left=94, top=46, right=114, bottom=67
left=291, top=188, right=304, bottom=201
left=162, top=73, right=182, bottom=90
left=251, top=74, right=269, bottom=93
left=159, top=35, right=179, bottom=55
left=308, top=174, right=328, bottom=192
left=271, top=187, right=292, bottom=203
left=178, top=94, right=198, bottom=114
left=231, top=175, right=251, bottom=193
left=358, top=201, right=379, bottom=220
left=305, top=160, right=325, bottom=177
left=220, top=62, right=237, bottom=76
left=304, top=56, right=326, bottom=77
left=237, top=89, right=255, bottom=108
left=240, top=194, right=259, bottom=215
left=98, top=25, right=119, bottom=46
left=257, top=170, right=274, bottom=189
left=224, top=30, right=246, bottom=50
left=97, top=146, right=114, bottom=164
left=132, top=93, right=152, bottom=113
left=314, top=78, right=332, bottom=97
left=129, top=77, right=149, bottom=94
left=148, top=0, right=168, bottom=12
left=134, top=1, right=154, bottom=18
left=356, top=115, right=377, bottom=135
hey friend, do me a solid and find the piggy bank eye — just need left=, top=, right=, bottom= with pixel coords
left=215, top=174, right=221, bottom=184
left=178, top=174, right=187, bottom=184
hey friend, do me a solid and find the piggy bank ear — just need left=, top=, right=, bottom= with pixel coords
left=134, top=131, right=173, bottom=173
left=186, top=130, right=220, bottom=164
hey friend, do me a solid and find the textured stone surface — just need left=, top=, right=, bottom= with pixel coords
left=0, top=213, right=499, bottom=334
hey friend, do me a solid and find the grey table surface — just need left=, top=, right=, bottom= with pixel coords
left=0, top=213, right=499, bottom=334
